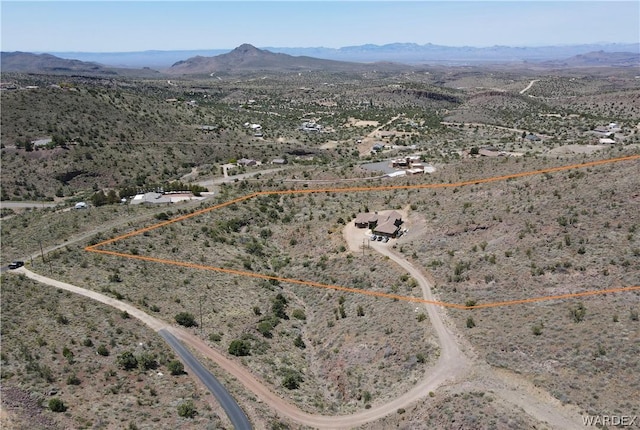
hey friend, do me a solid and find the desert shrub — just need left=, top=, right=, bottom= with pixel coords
left=291, top=309, right=306, bottom=320
left=66, top=373, right=81, bottom=385
left=532, top=323, right=543, bottom=336
left=208, top=333, right=222, bottom=342
left=177, top=400, right=197, bottom=418
left=117, top=351, right=138, bottom=370
left=466, top=317, right=476, bottom=328
left=294, top=334, right=306, bottom=349
left=228, top=339, right=251, bottom=356
left=175, top=312, right=198, bottom=327
left=48, top=398, right=67, bottom=412
left=257, top=321, right=275, bottom=338
left=136, top=352, right=157, bottom=371
left=82, top=338, right=93, bottom=347
left=97, top=345, right=109, bottom=356
left=167, top=359, right=184, bottom=375
left=282, top=370, right=303, bottom=390
left=465, top=299, right=477, bottom=308
left=570, top=303, right=586, bottom=323
left=272, top=294, right=288, bottom=319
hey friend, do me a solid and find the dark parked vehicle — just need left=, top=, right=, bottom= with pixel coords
left=8, top=261, right=24, bottom=269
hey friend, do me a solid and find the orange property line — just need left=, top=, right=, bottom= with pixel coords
left=85, top=154, right=640, bottom=309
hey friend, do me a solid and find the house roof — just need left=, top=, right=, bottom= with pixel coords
left=354, top=212, right=378, bottom=224
left=385, top=211, right=402, bottom=223
left=374, top=220, right=399, bottom=235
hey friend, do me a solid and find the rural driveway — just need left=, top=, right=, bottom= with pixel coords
left=344, top=215, right=585, bottom=429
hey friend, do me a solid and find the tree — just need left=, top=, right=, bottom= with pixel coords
left=177, top=400, right=197, bottom=418
left=228, top=339, right=251, bottom=356
left=175, top=312, right=198, bottom=327
left=117, top=351, right=138, bottom=370
left=167, top=359, right=184, bottom=375
left=91, top=190, right=108, bottom=207
left=48, top=398, right=67, bottom=412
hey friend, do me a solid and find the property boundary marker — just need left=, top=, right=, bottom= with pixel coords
left=86, top=154, right=640, bottom=310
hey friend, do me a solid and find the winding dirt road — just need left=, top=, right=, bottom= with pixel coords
left=344, top=215, right=585, bottom=429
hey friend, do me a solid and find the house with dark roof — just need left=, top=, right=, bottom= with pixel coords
left=354, top=212, right=379, bottom=229
left=372, top=211, right=403, bottom=238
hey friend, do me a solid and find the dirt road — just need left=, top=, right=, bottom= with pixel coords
left=520, top=79, right=540, bottom=95
left=343, top=215, right=585, bottom=429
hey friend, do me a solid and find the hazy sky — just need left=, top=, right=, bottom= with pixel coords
left=2, top=1, right=638, bottom=52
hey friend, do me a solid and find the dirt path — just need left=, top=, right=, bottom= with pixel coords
left=357, top=114, right=402, bottom=156
left=520, top=79, right=540, bottom=95
left=343, top=213, right=585, bottom=429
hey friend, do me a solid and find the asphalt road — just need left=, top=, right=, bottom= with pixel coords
left=158, top=329, right=252, bottom=430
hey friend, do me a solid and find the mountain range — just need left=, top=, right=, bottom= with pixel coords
left=2, top=43, right=639, bottom=76
left=37, top=42, right=640, bottom=69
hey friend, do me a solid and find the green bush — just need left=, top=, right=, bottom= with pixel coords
left=97, top=345, right=109, bottom=356
left=48, top=398, right=67, bottom=412
left=175, top=312, right=198, bottom=327
left=117, top=351, right=138, bottom=370
left=228, top=339, right=251, bottom=357
left=177, top=400, right=197, bottom=418
left=466, top=317, right=476, bottom=328
left=294, top=334, right=306, bottom=349
left=282, top=371, right=303, bottom=390
left=291, top=309, right=306, bottom=320
left=137, top=352, right=157, bottom=371
left=167, top=359, right=184, bottom=375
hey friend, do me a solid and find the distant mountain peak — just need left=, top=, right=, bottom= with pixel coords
left=230, top=44, right=263, bottom=56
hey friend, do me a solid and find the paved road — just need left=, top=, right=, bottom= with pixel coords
left=0, top=201, right=59, bottom=209
left=158, top=329, right=252, bottom=430
left=12, top=267, right=252, bottom=429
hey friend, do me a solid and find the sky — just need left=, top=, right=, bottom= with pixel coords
left=1, top=1, right=638, bottom=52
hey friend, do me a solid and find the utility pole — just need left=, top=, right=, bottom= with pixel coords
left=39, top=240, right=45, bottom=263
left=199, top=299, right=203, bottom=335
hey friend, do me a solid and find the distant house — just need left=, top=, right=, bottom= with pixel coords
left=386, top=171, right=407, bottom=178
left=372, top=143, right=384, bottom=152
left=74, top=202, right=88, bottom=209
left=237, top=158, right=257, bottom=166
left=130, top=192, right=172, bottom=205
left=525, top=133, right=541, bottom=141
left=198, top=125, right=217, bottom=132
left=478, top=148, right=501, bottom=157
left=271, top=158, right=287, bottom=165
left=130, top=192, right=204, bottom=205
left=599, top=138, right=616, bottom=144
